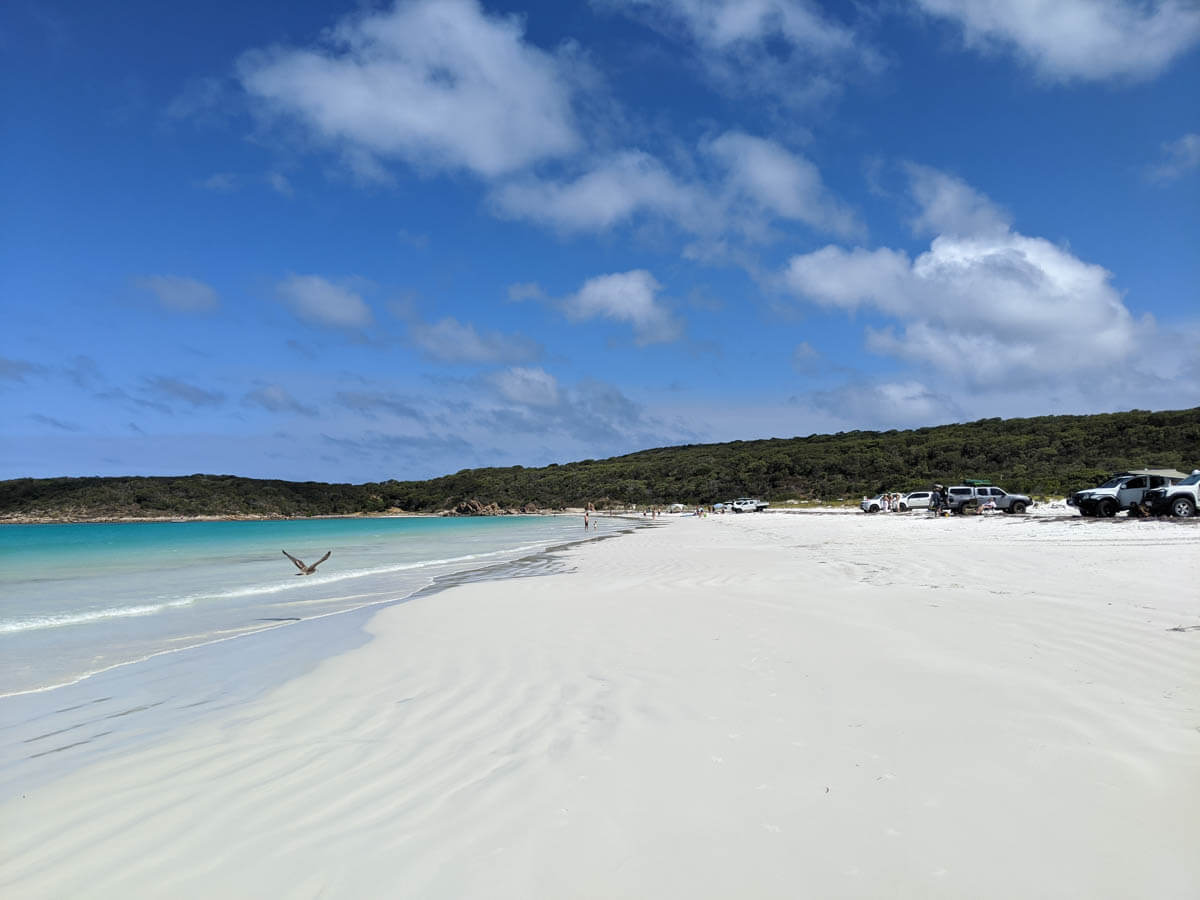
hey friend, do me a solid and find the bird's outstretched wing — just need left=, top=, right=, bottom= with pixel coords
left=282, top=550, right=307, bottom=572
left=310, top=551, right=332, bottom=570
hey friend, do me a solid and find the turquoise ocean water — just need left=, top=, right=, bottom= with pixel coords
left=0, top=515, right=593, bottom=697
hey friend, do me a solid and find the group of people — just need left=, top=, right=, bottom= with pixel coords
left=879, top=492, right=905, bottom=512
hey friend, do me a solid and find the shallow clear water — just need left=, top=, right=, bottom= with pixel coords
left=0, top=516, right=590, bottom=696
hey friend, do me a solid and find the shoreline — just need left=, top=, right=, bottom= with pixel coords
left=3, top=513, right=1197, bottom=897
left=0, top=509, right=645, bottom=526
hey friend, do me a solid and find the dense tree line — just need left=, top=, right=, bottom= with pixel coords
left=3, top=408, right=1197, bottom=519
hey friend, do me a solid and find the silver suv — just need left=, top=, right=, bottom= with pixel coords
left=943, top=485, right=1031, bottom=514
left=1144, top=471, right=1200, bottom=518
left=1069, top=473, right=1178, bottom=517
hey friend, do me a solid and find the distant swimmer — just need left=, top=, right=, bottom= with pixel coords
left=282, top=549, right=331, bottom=575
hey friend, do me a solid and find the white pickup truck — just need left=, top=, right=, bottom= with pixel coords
left=731, top=498, right=769, bottom=513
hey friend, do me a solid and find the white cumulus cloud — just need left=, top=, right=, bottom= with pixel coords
left=707, top=131, right=862, bottom=238
left=903, top=162, right=1011, bottom=237
left=783, top=167, right=1144, bottom=386
left=238, top=0, right=580, bottom=179
left=276, top=275, right=373, bottom=329
left=565, top=270, right=683, bottom=344
left=915, top=0, right=1200, bottom=82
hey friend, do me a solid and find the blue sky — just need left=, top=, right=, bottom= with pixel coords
left=3, top=0, right=1198, bottom=482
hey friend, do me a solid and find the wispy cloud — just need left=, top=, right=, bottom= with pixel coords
left=243, top=384, right=318, bottom=417
left=135, top=275, right=220, bottom=313
left=276, top=274, right=372, bottom=329
left=96, top=387, right=174, bottom=416
left=598, top=0, right=880, bottom=104
left=266, top=171, right=294, bottom=196
left=408, top=317, right=540, bottom=364
left=143, top=376, right=226, bottom=408
left=198, top=172, right=237, bottom=192
left=915, top=0, right=1200, bottom=82
left=791, top=341, right=823, bottom=375
left=491, top=133, right=859, bottom=242
left=1146, top=132, right=1200, bottom=182
left=334, top=390, right=427, bottom=421
left=321, top=431, right=475, bottom=465
left=488, top=366, right=562, bottom=407
left=507, top=282, right=546, bottom=302
left=491, top=150, right=711, bottom=233
left=0, top=357, right=47, bottom=382
left=63, top=355, right=103, bottom=389
left=808, top=379, right=962, bottom=429
left=397, top=229, right=429, bottom=250
left=166, top=75, right=236, bottom=122
left=29, top=413, right=81, bottom=432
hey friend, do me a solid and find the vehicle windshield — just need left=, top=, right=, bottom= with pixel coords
left=1179, top=473, right=1200, bottom=486
left=1096, top=476, right=1128, bottom=488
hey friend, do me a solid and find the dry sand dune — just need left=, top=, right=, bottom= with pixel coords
left=2, top=512, right=1198, bottom=898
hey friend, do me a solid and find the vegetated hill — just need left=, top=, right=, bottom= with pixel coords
left=2, top=408, right=1197, bottom=520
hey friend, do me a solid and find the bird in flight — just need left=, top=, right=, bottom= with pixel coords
left=282, top=549, right=331, bottom=575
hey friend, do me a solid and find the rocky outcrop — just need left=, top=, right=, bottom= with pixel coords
left=443, top=499, right=542, bottom=516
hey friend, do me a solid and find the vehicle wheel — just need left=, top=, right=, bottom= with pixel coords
left=899, top=503, right=908, bottom=512
left=1170, top=497, right=1196, bottom=518
left=868, top=505, right=879, bottom=513
left=1098, top=499, right=1117, bottom=518
left=1011, top=501, right=1026, bottom=514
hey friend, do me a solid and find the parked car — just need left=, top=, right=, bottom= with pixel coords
left=860, top=493, right=906, bottom=513
left=731, top=498, right=768, bottom=513
left=903, top=491, right=932, bottom=509
left=1143, top=470, right=1200, bottom=518
left=1069, top=472, right=1181, bottom=517
left=943, top=485, right=1031, bottom=514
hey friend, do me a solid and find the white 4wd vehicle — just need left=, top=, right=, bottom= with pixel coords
left=1144, top=471, right=1200, bottom=518
left=1069, top=473, right=1178, bottom=517
left=731, top=498, right=768, bottom=513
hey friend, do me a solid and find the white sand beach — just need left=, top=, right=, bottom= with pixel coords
left=3, top=511, right=1198, bottom=898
